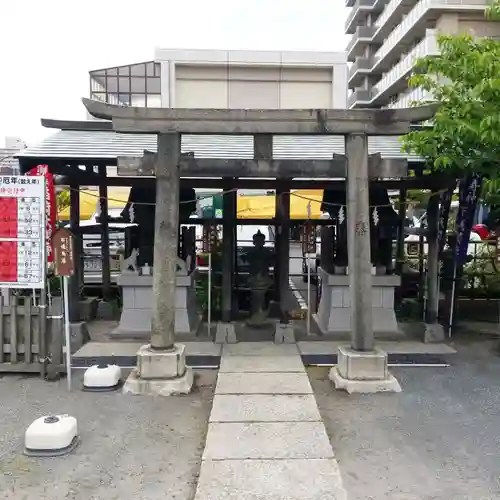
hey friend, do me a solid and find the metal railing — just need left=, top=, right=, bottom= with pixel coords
left=346, top=0, right=377, bottom=33
left=374, top=0, right=405, bottom=32
left=373, top=30, right=438, bottom=101
left=386, top=87, right=430, bottom=108
left=374, top=0, right=487, bottom=69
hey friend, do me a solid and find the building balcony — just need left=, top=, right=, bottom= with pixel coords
left=372, top=0, right=487, bottom=73
left=348, top=56, right=377, bottom=87
left=372, top=0, right=418, bottom=43
left=371, top=29, right=438, bottom=105
left=386, top=87, right=431, bottom=108
left=346, top=26, right=377, bottom=61
left=346, top=0, right=378, bottom=34
left=345, top=0, right=390, bottom=34
left=347, top=87, right=379, bottom=108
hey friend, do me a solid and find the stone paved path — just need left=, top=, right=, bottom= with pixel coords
left=193, top=342, right=347, bottom=500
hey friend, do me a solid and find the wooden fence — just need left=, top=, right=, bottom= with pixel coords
left=0, top=294, right=65, bottom=377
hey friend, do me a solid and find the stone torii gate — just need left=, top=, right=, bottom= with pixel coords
left=82, top=98, right=436, bottom=395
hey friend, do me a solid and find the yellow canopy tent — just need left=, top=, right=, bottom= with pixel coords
left=57, top=187, right=131, bottom=221
left=237, top=195, right=275, bottom=218
left=237, top=190, right=324, bottom=219
left=290, top=190, right=324, bottom=219
left=57, top=188, right=324, bottom=221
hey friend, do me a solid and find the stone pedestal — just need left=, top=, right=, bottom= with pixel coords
left=215, top=322, right=237, bottom=344
left=329, top=346, right=401, bottom=394
left=111, top=272, right=201, bottom=339
left=315, top=268, right=401, bottom=337
left=274, top=323, right=295, bottom=344
left=424, top=322, right=445, bottom=343
left=123, top=344, right=193, bottom=396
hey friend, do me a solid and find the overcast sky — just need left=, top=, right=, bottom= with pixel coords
left=0, top=0, right=349, bottom=146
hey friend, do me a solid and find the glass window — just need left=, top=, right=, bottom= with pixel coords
left=106, top=93, right=119, bottom=105
left=130, top=77, right=147, bottom=93
left=146, top=94, right=161, bottom=107
left=105, top=76, right=118, bottom=93
left=118, top=94, right=130, bottom=105
left=146, top=62, right=155, bottom=77
left=118, top=77, right=130, bottom=92
left=91, top=77, right=105, bottom=92
left=131, top=94, right=147, bottom=106
left=146, top=77, right=161, bottom=93
left=89, top=61, right=160, bottom=107
left=91, top=92, right=106, bottom=102
left=130, top=63, right=146, bottom=76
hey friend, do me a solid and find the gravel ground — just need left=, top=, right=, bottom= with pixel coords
left=0, top=369, right=216, bottom=500
left=309, top=339, right=500, bottom=500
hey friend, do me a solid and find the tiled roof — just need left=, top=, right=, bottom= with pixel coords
left=17, top=129, right=422, bottom=161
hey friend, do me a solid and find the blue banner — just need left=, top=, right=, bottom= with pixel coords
left=437, top=186, right=455, bottom=255
left=454, top=174, right=482, bottom=265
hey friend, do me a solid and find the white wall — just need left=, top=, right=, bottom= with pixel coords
left=4, top=136, right=25, bottom=149
left=155, top=49, right=348, bottom=109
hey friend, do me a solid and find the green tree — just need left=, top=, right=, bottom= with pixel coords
left=56, top=190, right=70, bottom=213
left=401, top=2, right=500, bottom=179
left=487, top=0, right=500, bottom=18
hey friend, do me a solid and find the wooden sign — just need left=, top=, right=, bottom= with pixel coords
left=202, top=224, right=218, bottom=253
left=301, top=223, right=317, bottom=255
left=52, top=228, right=74, bottom=277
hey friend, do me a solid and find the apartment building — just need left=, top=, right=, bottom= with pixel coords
left=346, top=0, right=500, bottom=109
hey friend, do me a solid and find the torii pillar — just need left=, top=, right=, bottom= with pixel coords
left=328, top=133, right=402, bottom=393
left=81, top=98, right=437, bottom=396
left=128, top=133, right=194, bottom=395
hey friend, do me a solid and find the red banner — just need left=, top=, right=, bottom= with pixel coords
left=26, top=165, right=56, bottom=262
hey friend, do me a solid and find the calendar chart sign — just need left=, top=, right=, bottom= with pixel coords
left=0, top=176, right=46, bottom=289
left=26, top=165, right=56, bottom=263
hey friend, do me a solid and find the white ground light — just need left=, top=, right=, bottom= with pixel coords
left=24, top=415, right=79, bottom=457
left=83, top=364, right=122, bottom=391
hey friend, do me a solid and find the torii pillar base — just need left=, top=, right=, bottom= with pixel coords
left=329, top=346, right=401, bottom=394
left=123, top=344, right=193, bottom=396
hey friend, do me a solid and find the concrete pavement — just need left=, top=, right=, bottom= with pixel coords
left=193, top=342, right=347, bottom=500
left=0, top=370, right=215, bottom=500
left=73, top=340, right=456, bottom=360
left=310, top=339, right=500, bottom=499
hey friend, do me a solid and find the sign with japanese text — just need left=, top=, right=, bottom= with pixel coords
left=301, top=223, right=316, bottom=254
left=454, top=174, right=482, bottom=265
left=202, top=224, right=219, bottom=253
left=26, top=165, right=56, bottom=263
left=437, top=186, right=455, bottom=256
left=52, top=228, right=74, bottom=277
left=0, top=175, right=46, bottom=288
